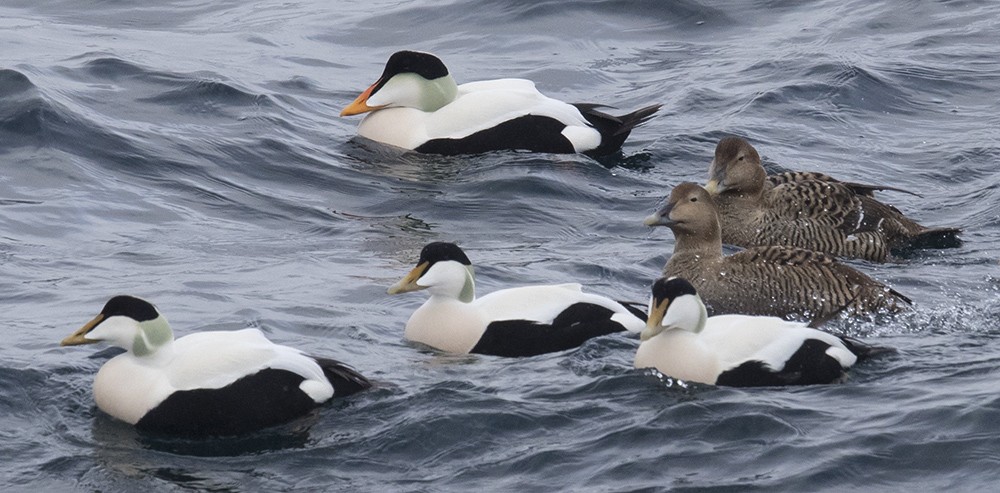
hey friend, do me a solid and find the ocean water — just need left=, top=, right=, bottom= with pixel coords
left=2, top=0, right=1000, bottom=491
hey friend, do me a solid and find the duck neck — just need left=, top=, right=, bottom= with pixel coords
left=458, top=265, right=475, bottom=303
left=672, top=227, right=723, bottom=259
left=717, top=187, right=764, bottom=211
left=132, top=316, right=176, bottom=360
left=662, top=296, right=709, bottom=334
left=714, top=190, right=766, bottom=243
left=422, top=74, right=458, bottom=111
left=426, top=264, right=476, bottom=303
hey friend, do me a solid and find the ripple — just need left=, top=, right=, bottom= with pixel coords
left=4, top=0, right=1000, bottom=491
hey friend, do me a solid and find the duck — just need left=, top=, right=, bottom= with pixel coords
left=386, top=241, right=646, bottom=356
left=341, top=50, right=660, bottom=157
left=705, top=136, right=962, bottom=262
left=61, top=295, right=371, bottom=436
left=644, top=182, right=912, bottom=323
left=634, top=277, right=881, bottom=386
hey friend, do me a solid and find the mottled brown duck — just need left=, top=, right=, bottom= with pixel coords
left=705, top=136, right=962, bottom=262
left=644, top=182, right=912, bottom=322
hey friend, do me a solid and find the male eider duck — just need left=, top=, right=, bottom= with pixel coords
left=635, top=277, right=879, bottom=386
left=644, top=182, right=911, bottom=323
left=387, top=242, right=646, bottom=356
left=705, top=136, right=962, bottom=262
left=341, top=50, right=660, bottom=156
left=61, top=295, right=371, bottom=436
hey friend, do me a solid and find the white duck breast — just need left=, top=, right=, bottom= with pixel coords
left=342, top=50, right=660, bottom=156
left=388, top=242, right=646, bottom=357
left=635, top=278, right=876, bottom=387
left=62, top=296, right=370, bottom=436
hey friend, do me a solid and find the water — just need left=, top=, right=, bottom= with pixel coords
left=2, top=0, right=999, bottom=491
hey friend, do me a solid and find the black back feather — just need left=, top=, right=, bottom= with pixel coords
left=470, top=303, right=626, bottom=357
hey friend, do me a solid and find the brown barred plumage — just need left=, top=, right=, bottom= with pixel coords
left=644, top=182, right=912, bottom=323
left=706, top=136, right=961, bottom=262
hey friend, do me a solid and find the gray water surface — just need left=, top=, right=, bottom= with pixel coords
left=2, top=1, right=999, bottom=491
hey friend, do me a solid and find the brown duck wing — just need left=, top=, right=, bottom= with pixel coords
left=758, top=180, right=893, bottom=261
left=693, top=246, right=911, bottom=323
left=769, top=171, right=838, bottom=188
left=765, top=180, right=874, bottom=234
left=742, top=246, right=911, bottom=310
left=767, top=172, right=920, bottom=197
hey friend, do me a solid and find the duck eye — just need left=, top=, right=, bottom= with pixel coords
left=737, top=155, right=744, bottom=161
left=690, top=197, right=698, bottom=202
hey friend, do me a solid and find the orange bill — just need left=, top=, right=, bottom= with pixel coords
left=341, top=82, right=381, bottom=116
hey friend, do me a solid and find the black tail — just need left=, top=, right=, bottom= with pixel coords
left=889, top=286, right=914, bottom=307
left=616, top=300, right=649, bottom=322
left=315, top=358, right=372, bottom=397
left=573, top=103, right=661, bottom=157
left=839, top=336, right=896, bottom=362
left=910, top=227, right=963, bottom=250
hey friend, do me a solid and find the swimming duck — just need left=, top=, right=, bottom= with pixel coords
left=644, top=182, right=911, bottom=322
left=61, top=295, right=371, bottom=436
left=341, top=50, right=660, bottom=156
left=387, top=242, right=646, bottom=356
left=635, top=277, right=878, bottom=386
left=706, top=136, right=962, bottom=262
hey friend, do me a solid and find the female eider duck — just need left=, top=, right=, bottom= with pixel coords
left=61, top=295, right=371, bottom=436
left=705, top=136, right=962, bottom=262
left=341, top=50, right=660, bottom=156
left=644, top=182, right=912, bottom=323
left=635, top=277, right=879, bottom=386
left=387, top=242, right=647, bottom=356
